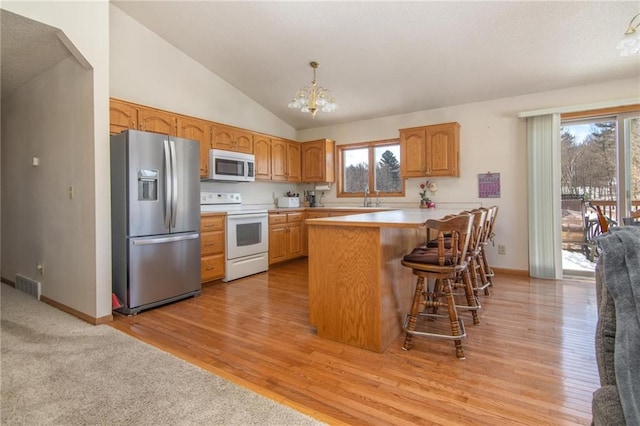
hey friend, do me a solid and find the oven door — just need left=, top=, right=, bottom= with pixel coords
left=226, top=212, right=268, bottom=259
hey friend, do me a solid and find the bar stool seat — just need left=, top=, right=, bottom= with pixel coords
left=401, top=213, right=474, bottom=359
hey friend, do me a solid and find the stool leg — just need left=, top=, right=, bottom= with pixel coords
left=476, top=253, right=488, bottom=291
left=431, top=278, right=443, bottom=315
left=403, top=275, right=425, bottom=351
left=462, top=268, right=479, bottom=325
left=443, top=278, right=465, bottom=359
left=480, top=245, right=493, bottom=295
left=468, top=255, right=480, bottom=296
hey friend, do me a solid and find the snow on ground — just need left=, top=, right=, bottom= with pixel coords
left=563, top=250, right=596, bottom=272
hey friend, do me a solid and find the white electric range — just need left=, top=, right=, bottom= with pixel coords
left=200, top=192, right=269, bottom=281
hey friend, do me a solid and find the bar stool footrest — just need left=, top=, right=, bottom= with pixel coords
left=403, top=313, right=467, bottom=340
left=432, top=292, right=482, bottom=311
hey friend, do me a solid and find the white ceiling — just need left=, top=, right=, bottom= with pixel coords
left=2, top=3, right=639, bottom=130
left=111, top=1, right=640, bottom=130
left=0, top=10, right=71, bottom=99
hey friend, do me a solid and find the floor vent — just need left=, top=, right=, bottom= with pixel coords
left=15, top=274, right=41, bottom=300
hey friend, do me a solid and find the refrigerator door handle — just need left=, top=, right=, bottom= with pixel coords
left=163, top=139, right=172, bottom=229
left=132, top=233, right=199, bottom=246
left=169, top=140, right=179, bottom=228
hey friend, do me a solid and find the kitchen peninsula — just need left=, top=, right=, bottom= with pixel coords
left=306, top=208, right=464, bottom=353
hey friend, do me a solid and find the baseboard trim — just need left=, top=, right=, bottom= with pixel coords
left=2, top=276, right=112, bottom=325
left=1, top=276, right=16, bottom=287
left=492, top=267, right=530, bottom=276
left=41, top=295, right=113, bottom=325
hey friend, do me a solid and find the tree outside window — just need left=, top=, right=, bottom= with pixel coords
left=338, top=140, right=403, bottom=197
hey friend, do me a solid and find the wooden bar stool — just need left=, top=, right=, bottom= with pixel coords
left=468, top=208, right=490, bottom=296
left=478, top=205, right=498, bottom=294
left=401, top=213, right=474, bottom=359
left=458, top=209, right=487, bottom=300
left=426, top=210, right=484, bottom=318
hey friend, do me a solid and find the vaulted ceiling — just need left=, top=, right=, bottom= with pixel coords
left=2, top=3, right=639, bottom=131
left=111, top=1, right=640, bottom=130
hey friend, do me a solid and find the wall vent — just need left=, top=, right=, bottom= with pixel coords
left=15, top=274, right=41, bottom=300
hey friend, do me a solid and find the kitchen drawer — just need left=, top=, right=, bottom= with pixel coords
left=306, top=211, right=331, bottom=219
left=201, top=254, right=224, bottom=283
left=269, top=214, right=287, bottom=225
left=287, top=212, right=304, bottom=223
left=201, top=214, right=224, bottom=232
left=201, top=232, right=224, bottom=256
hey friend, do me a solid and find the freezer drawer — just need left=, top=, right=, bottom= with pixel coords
left=123, top=232, right=201, bottom=313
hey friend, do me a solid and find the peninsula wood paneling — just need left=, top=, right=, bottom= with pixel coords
left=308, top=225, right=421, bottom=352
left=110, top=260, right=599, bottom=426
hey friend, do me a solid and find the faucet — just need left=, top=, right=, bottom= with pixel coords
left=364, top=185, right=370, bottom=207
left=375, top=191, right=381, bottom=207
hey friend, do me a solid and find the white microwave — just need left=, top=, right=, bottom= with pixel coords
left=208, top=149, right=255, bottom=182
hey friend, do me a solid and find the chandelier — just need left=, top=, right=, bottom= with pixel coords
left=617, top=12, right=640, bottom=56
left=287, top=61, right=338, bottom=118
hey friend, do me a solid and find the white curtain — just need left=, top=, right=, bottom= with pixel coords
left=527, top=114, right=562, bottom=279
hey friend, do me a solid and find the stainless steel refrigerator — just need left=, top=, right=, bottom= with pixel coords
left=111, top=130, right=201, bottom=315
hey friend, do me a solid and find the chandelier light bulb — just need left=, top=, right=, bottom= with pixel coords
left=288, top=61, right=338, bottom=118
left=617, top=13, right=640, bottom=56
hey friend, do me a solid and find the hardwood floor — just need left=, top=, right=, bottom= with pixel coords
left=110, top=259, right=598, bottom=425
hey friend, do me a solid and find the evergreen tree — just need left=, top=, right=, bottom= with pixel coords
left=375, top=150, right=401, bottom=192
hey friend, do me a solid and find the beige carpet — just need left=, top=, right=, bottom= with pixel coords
left=1, top=283, right=323, bottom=425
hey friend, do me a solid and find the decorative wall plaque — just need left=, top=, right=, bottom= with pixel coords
left=478, top=172, right=500, bottom=198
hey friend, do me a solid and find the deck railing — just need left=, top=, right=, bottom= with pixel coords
left=588, top=200, right=640, bottom=223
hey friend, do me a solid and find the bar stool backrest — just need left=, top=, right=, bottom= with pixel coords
left=424, top=213, right=473, bottom=267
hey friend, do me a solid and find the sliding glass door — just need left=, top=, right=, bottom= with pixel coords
left=560, top=112, right=640, bottom=276
left=620, top=115, right=640, bottom=218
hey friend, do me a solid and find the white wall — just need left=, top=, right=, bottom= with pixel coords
left=1, top=1, right=110, bottom=318
left=297, top=78, right=640, bottom=271
left=109, top=4, right=297, bottom=141
left=2, top=56, right=97, bottom=311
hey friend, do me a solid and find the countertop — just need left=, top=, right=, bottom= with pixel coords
left=305, top=207, right=465, bottom=228
left=268, top=206, right=393, bottom=213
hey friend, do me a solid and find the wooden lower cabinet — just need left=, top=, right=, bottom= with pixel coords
left=269, top=211, right=304, bottom=265
left=201, top=214, right=225, bottom=283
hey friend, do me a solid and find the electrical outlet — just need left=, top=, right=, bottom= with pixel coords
left=498, top=244, right=506, bottom=255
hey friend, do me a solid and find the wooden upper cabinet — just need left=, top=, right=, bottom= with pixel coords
left=271, top=139, right=300, bottom=182
left=301, top=139, right=335, bottom=183
left=138, top=107, right=177, bottom=136
left=400, top=128, right=427, bottom=177
left=400, top=122, right=460, bottom=178
left=109, top=99, right=138, bottom=135
left=108, top=98, right=329, bottom=183
left=178, top=116, right=212, bottom=178
left=287, top=140, right=301, bottom=182
left=271, top=138, right=288, bottom=181
left=212, top=124, right=253, bottom=154
left=253, top=135, right=271, bottom=181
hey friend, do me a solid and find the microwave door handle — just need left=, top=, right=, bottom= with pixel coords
left=169, top=140, right=178, bottom=228
left=163, top=139, right=172, bottom=229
